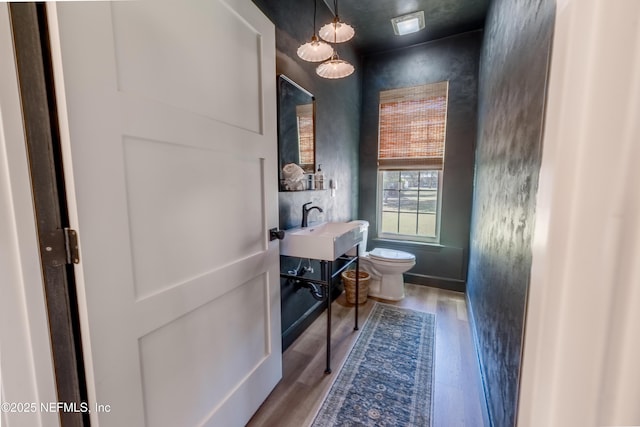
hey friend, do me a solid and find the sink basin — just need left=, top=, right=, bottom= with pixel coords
left=280, top=222, right=364, bottom=261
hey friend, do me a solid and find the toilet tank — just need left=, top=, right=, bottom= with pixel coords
left=348, top=220, right=369, bottom=257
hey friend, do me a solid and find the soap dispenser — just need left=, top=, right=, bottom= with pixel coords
left=314, top=164, right=324, bottom=190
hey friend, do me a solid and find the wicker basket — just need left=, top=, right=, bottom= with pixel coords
left=341, top=270, right=370, bottom=305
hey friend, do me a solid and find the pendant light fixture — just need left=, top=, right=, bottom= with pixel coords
left=297, top=0, right=333, bottom=62
left=319, top=0, right=355, bottom=43
left=316, top=51, right=355, bottom=79
left=316, top=0, right=354, bottom=80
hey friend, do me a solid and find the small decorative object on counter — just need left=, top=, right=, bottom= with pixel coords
left=315, top=164, right=325, bottom=190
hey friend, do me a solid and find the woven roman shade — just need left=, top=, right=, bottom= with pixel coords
left=296, top=103, right=314, bottom=166
left=378, top=81, right=449, bottom=170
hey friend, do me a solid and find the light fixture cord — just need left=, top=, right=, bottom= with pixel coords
left=313, top=0, right=317, bottom=34
left=333, top=0, right=338, bottom=43
left=334, top=0, right=341, bottom=46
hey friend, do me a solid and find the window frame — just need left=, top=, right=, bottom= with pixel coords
left=377, top=169, right=443, bottom=243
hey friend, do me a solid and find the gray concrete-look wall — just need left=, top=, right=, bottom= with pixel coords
left=253, top=0, right=361, bottom=349
left=467, top=1, right=555, bottom=426
left=359, top=31, right=482, bottom=292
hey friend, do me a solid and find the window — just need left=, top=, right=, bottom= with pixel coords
left=377, top=82, right=448, bottom=242
left=380, top=170, right=441, bottom=238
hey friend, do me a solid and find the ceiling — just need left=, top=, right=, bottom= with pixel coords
left=321, top=0, right=490, bottom=54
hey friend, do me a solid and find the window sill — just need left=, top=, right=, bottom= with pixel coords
left=372, top=237, right=445, bottom=249
left=279, top=188, right=328, bottom=193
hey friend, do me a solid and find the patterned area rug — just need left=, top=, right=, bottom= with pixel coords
left=311, top=303, right=436, bottom=426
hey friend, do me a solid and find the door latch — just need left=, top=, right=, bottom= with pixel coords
left=269, top=228, right=285, bottom=241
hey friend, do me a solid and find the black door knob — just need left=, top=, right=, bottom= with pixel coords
left=269, top=228, right=285, bottom=241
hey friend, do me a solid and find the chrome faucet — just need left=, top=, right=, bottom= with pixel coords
left=301, top=202, right=323, bottom=228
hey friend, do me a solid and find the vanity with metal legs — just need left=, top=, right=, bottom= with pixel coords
left=280, top=244, right=361, bottom=374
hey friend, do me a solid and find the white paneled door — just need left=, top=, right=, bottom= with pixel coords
left=47, top=1, right=280, bottom=425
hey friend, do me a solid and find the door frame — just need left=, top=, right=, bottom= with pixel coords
left=518, top=0, right=640, bottom=425
left=3, top=3, right=88, bottom=426
left=1, top=3, right=65, bottom=427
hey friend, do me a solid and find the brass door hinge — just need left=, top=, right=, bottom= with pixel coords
left=42, top=228, right=80, bottom=267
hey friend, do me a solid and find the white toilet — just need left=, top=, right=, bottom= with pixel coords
left=348, top=220, right=416, bottom=301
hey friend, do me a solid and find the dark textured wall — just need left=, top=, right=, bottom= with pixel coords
left=467, top=1, right=555, bottom=426
left=359, top=31, right=482, bottom=291
left=253, top=0, right=361, bottom=348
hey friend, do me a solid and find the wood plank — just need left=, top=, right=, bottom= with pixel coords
left=248, top=284, right=488, bottom=427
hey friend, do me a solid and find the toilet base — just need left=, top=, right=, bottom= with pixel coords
left=367, top=274, right=406, bottom=301
left=368, top=291, right=405, bottom=301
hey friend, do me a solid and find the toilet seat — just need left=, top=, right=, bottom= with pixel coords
left=367, top=248, right=415, bottom=264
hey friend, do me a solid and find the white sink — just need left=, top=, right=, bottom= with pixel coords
left=280, top=222, right=364, bottom=261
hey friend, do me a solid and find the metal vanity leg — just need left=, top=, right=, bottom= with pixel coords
left=323, top=260, right=332, bottom=374
left=355, top=244, right=359, bottom=331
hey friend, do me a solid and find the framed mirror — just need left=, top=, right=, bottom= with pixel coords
left=277, top=75, right=315, bottom=189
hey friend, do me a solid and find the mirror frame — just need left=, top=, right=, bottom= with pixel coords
left=277, top=75, right=316, bottom=189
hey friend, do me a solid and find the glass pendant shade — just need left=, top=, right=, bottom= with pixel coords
left=319, top=17, right=355, bottom=43
left=316, top=55, right=355, bottom=79
left=297, top=35, right=334, bottom=62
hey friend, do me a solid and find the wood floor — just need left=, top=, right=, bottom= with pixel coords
left=247, top=284, right=489, bottom=427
